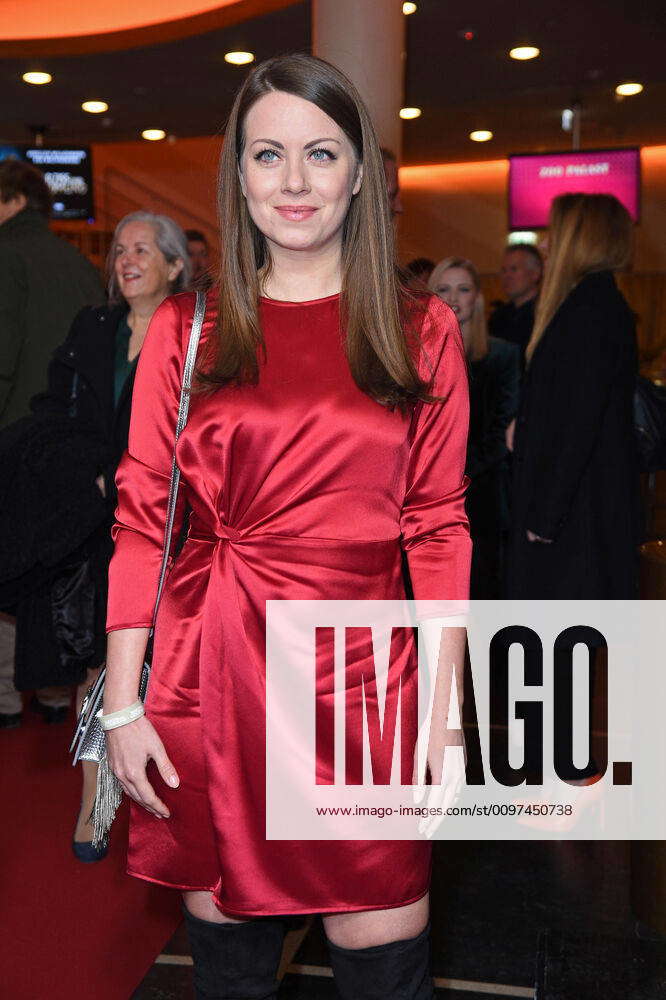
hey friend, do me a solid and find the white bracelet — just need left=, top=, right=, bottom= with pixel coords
left=97, top=700, right=145, bottom=731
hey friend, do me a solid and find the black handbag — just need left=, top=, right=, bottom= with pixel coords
left=69, top=291, right=206, bottom=845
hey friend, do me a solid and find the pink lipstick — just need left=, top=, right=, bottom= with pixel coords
left=275, top=205, right=318, bottom=222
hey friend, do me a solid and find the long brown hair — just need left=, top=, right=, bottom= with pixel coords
left=526, top=193, right=632, bottom=362
left=200, top=53, right=427, bottom=407
left=428, top=257, right=488, bottom=362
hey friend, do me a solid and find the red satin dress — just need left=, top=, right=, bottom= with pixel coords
left=106, top=290, right=470, bottom=917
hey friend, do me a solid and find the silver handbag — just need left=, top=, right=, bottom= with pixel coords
left=70, top=290, right=207, bottom=845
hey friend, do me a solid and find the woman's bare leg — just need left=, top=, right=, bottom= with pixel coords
left=73, top=760, right=99, bottom=841
left=323, top=894, right=429, bottom=949
left=73, top=666, right=103, bottom=843
left=182, top=891, right=246, bottom=923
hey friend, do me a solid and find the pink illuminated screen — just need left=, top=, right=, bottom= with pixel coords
left=509, top=149, right=640, bottom=228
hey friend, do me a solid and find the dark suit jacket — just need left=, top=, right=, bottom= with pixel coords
left=0, top=208, right=104, bottom=429
left=31, top=303, right=136, bottom=504
left=507, top=270, right=640, bottom=598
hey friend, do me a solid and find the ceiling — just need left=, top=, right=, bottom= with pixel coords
left=1, top=0, right=664, bottom=164
left=1, top=0, right=240, bottom=42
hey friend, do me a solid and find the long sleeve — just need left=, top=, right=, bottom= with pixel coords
left=106, top=296, right=189, bottom=631
left=524, top=300, right=631, bottom=541
left=400, top=297, right=472, bottom=601
left=0, top=248, right=27, bottom=422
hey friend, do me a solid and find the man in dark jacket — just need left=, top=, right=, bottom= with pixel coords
left=0, top=159, right=104, bottom=429
left=0, top=160, right=104, bottom=727
left=488, top=243, right=543, bottom=362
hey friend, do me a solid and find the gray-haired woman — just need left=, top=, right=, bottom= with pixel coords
left=26, top=210, right=190, bottom=860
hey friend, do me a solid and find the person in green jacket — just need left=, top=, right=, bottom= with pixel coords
left=0, top=158, right=104, bottom=430
left=0, top=158, right=104, bottom=729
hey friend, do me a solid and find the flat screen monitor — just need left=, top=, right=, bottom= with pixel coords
left=508, top=148, right=640, bottom=229
left=23, top=147, right=94, bottom=220
left=0, top=145, right=94, bottom=220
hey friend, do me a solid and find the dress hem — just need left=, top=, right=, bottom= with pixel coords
left=126, top=867, right=430, bottom=917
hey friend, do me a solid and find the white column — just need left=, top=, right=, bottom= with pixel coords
left=312, top=0, right=405, bottom=158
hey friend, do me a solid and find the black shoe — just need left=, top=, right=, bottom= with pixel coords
left=29, top=694, right=69, bottom=724
left=183, top=905, right=285, bottom=999
left=0, top=711, right=22, bottom=729
left=72, top=838, right=109, bottom=863
left=328, top=923, right=434, bottom=999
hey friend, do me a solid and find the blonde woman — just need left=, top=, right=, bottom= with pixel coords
left=429, top=258, right=519, bottom=596
left=507, top=193, right=639, bottom=601
left=506, top=194, right=639, bottom=787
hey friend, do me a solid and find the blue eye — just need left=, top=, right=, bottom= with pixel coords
left=255, top=148, right=279, bottom=163
left=309, top=147, right=336, bottom=162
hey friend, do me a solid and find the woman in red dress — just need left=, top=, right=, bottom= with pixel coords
left=103, top=55, right=470, bottom=999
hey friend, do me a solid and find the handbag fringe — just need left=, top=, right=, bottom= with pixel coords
left=92, top=754, right=123, bottom=847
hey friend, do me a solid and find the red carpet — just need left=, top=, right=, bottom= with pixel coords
left=0, top=698, right=182, bottom=999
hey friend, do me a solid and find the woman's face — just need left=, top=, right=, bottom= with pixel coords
left=239, top=90, right=362, bottom=258
left=433, top=267, right=478, bottom=327
left=114, top=221, right=182, bottom=305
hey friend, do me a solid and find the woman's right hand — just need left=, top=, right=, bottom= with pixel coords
left=106, top=715, right=179, bottom=819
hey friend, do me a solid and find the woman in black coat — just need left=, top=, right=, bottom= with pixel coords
left=24, top=210, right=190, bottom=858
left=429, top=257, right=520, bottom=597
left=507, top=194, right=640, bottom=600
left=506, top=195, right=640, bottom=795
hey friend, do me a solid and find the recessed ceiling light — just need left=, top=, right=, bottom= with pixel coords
left=142, top=129, right=166, bottom=141
left=470, top=129, right=493, bottom=142
left=403, top=2, right=417, bottom=13
left=82, top=100, right=108, bottom=114
left=400, top=107, right=422, bottom=120
left=509, top=46, right=540, bottom=61
left=224, top=51, right=255, bottom=65
left=615, top=82, right=643, bottom=96
left=22, top=71, right=52, bottom=85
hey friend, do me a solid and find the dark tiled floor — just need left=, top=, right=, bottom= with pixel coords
left=535, top=928, right=666, bottom=999
left=132, top=965, right=194, bottom=1000
left=279, top=973, right=516, bottom=999
left=134, top=840, right=665, bottom=999
left=161, top=923, right=191, bottom=956
left=135, top=965, right=517, bottom=999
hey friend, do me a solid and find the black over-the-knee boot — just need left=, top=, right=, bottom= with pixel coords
left=183, top=906, right=285, bottom=1000
left=328, top=923, right=434, bottom=999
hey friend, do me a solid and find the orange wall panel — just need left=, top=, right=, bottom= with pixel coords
left=56, top=136, right=221, bottom=246
left=398, top=160, right=508, bottom=272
